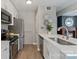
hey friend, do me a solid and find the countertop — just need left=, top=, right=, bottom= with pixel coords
left=39, top=33, right=77, bottom=56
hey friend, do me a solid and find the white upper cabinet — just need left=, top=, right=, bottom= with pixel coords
left=1, top=0, right=18, bottom=25
left=1, top=0, right=5, bottom=9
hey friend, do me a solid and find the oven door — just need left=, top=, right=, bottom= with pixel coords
left=10, top=39, right=18, bottom=59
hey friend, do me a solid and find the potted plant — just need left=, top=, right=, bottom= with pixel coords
left=46, top=21, right=53, bottom=34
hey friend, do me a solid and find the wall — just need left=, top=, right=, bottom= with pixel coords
left=19, top=11, right=36, bottom=44
left=36, top=6, right=45, bottom=33
left=36, top=5, right=57, bottom=50
left=57, top=3, right=77, bottom=16
left=1, top=0, right=18, bottom=18
left=1, top=0, right=18, bottom=25
left=36, top=5, right=57, bottom=34
left=56, top=3, right=77, bottom=38
left=1, top=0, right=18, bottom=29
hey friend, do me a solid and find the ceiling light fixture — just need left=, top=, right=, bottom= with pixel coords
left=26, top=0, right=32, bottom=4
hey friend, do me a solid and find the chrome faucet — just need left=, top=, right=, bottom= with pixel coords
left=58, top=26, right=69, bottom=40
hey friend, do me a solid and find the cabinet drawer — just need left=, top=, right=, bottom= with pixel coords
left=2, top=48, right=9, bottom=59
left=1, top=41, right=9, bottom=49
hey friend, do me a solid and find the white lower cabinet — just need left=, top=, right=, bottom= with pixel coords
left=1, top=41, right=9, bottom=59
left=60, top=52, right=66, bottom=59
left=42, top=35, right=77, bottom=59
left=44, top=40, right=50, bottom=59
left=50, top=44, right=60, bottom=59
left=44, top=40, right=61, bottom=59
left=43, top=39, right=77, bottom=59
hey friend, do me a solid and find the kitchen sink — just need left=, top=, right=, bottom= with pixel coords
left=49, top=37, right=76, bottom=45
left=57, top=38, right=76, bottom=45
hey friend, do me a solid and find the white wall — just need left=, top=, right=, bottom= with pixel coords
left=19, top=11, right=36, bottom=44
left=36, top=6, right=45, bottom=33
left=36, top=5, right=57, bottom=34
left=57, top=3, right=77, bottom=16
left=1, top=0, right=18, bottom=18
left=36, top=5, right=57, bottom=50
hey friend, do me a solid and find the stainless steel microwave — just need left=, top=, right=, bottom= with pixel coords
left=1, top=8, right=12, bottom=24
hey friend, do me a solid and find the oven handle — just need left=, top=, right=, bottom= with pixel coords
left=10, top=39, right=18, bottom=44
left=11, top=42, right=15, bottom=44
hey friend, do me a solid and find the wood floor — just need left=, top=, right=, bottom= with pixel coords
left=15, top=45, right=43, bottom=59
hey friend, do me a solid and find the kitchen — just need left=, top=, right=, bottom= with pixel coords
left=1, top=0, right=77, bottom=59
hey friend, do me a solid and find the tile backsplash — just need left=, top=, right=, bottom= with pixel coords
left=1, top=24, right=8, bottom=30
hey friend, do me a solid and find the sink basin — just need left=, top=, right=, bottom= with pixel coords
left=57, top=38, right=76, bottom=45
left=49, top=37, right=76, bottom=45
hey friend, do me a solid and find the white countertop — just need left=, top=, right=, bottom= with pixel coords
left=39, top=33, right=77, bottom=56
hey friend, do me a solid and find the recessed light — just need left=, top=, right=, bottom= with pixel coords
left=26, top=0, right=32, bottom=5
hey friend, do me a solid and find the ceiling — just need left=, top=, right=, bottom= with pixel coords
left=10, top=0, right=77, bottom=12
left=62, top=10, right=77, bottom=16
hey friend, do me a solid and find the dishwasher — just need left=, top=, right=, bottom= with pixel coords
left=39, top=35, right=44, bottom=58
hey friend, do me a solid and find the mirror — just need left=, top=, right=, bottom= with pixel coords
left=57, top=10, right=77, bottom=38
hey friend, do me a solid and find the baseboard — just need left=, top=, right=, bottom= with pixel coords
left=33, top=42, right=37, bottom=45
left=24, top=44, right=40, bottom=51
left=24, top=43, right=37, bottom=45
left=37, top=47, right=40, bottom=51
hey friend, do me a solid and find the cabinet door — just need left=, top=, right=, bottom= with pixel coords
left=2, top=47, right=9, bottom=59
left=60, top=51, right=66, bottom=59
left=44, top=40, right=47, bottom=58
left=1, top=41, right=9, bottom=59
left=49, top=43, right=60, bottom=59
left=44, top=40, right=50, bottom=59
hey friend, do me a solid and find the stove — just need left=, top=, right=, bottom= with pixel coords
left=1, top=29, right=18, bottom=59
